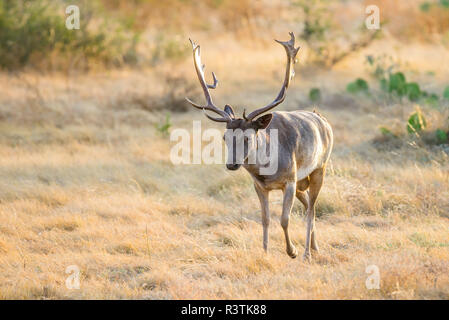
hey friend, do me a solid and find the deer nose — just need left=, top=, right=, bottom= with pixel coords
left=226, top=163, right=241, bottom=171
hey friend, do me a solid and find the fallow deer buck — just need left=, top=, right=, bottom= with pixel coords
left=186, top=33, right=333, bottom=261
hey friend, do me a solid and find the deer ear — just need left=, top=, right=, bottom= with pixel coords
left=224, top=105, right=235, bottom=119
left=253, top=114, right=273, bottom=130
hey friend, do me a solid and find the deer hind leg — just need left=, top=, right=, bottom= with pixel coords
left=254, top=184, right=270, bottom=252
left=303, top=168, right=325, bottom=261
left=296, top=177, right=310, bottom=214
left=281, top=182, right=298, bottom=259
left=296, top=178, right=318, bottom=252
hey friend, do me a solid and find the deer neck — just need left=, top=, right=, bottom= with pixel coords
left=243, top=129, right=275, bottom=176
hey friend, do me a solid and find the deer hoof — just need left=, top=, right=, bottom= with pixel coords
left=287, top=246, right=298, bottom=259
left=302, top=252, right=312, bottom=262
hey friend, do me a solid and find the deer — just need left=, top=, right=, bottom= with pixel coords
left=185, top=33, right=333, bottom=261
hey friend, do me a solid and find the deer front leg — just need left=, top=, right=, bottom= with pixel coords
left=254, top=183, right=270, bottom=252
left=281, top=182, right=298, bottom=259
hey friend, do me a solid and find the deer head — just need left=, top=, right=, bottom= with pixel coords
left=186, top=33, right=300, bottom=170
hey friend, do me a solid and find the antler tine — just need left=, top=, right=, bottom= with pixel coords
left=207, top=72, right=218, bottom=89
left=185, top=39, right=230, bottom=122
left=245, top=32, right=300, bottom=122
left=202, top=108, right=229, bottom=122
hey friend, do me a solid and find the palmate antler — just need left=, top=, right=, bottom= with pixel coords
left=244, top=32, right=300, bottom=121
left=185, top=39, right=232, bottom=123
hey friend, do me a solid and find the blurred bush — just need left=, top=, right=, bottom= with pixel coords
left=1, top=0, right=448, bottom=72
left=98, top=0, right=277, bottom=35
left=151, top=34, right=189, bottom=64
left=309, top=88, right=321, bottom=102
left=150, top=75, right=200, bottom=113
left=155, top=113, right=172, bottom=137
left=346, top=78, right=369, bottom=95
left=293, top=0, right=380, bottom=67
left=371, top=0, right=449, bottom=42
left=407, top=108, right=427, bottom=135
left=376, top=105, right=449, bottom=150
left=111, top=74, right=200, bottom=113
left=443, top=86, right=449, bottom=100
left=365, top=55, right=444, bottom=105
left=0, top=0, right=138, bottom=71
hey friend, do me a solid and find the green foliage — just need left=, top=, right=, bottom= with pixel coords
left=379, top=108, right=448, bottom=148
left=379, top=127, right=397, bottom=138
left=155, top=114, right=172, bottom=136
left=388, top=72, right=407, bottom=96
left=309, top=88, right=321, bottom=102
left=422, top=91, right=440, bottom=107
left=0, top=0, right=138, bottom=70
left=294, top=0, right=331, bottom=42
left=407, top=109, right=427, bottom=134
left=420, top=2, right=432, bottom=12
left=292, top=0, right=333, bottom=66
left=371, top=65, right=439, bottom=104
left=364, top=55, right=428, bottom=101
left=435, top=128, right=448, bottom=143
left=443, top=86, right=449, bottom=100
left=379, top=78, right=388, bottom=92
left=365, top=54, right=398, bottom=80
left=365, top=55, right=431, bottom=102
left=440, top=0, right=449, bottom=8
left=405, top=82, right=421, bottom=101
left=293, top=0, right=378, bottom=67
left=420, top=0, right=449, bottom=12
left=346, top=78, right=369, bottom=94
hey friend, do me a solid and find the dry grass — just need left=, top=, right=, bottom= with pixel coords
left=1, top=4, right=449, bottom=299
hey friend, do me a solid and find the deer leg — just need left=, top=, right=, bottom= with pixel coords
left=303, top=168, right=325, bottom=261
left=296, top=190, right=309, bottom=214
left=296, top=189, right=318, bottom=251
left=281, top=182, right=298, bottom=259
left=254, top=184, right=270, bottom=252
left=296, top=177, right=310, bottom=214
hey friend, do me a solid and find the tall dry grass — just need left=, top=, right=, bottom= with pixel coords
left=1, top=37, right=449, bottom=299
left=0, top=0, right=448, bottom=300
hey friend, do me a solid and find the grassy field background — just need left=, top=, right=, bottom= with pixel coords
left=0, top=0, right=448, bottom=299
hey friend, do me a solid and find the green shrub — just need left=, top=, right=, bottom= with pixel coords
left=0, top=0, right=138, bottom=70
left=379, top=126, right=398, bottom=139
left=407, top=109, right=427, bottom=134
left=420, top=0, right=449, bottom=11
left=443, top=86, right=449, bottom=100
left=420, top=2, right=432, bottom=12
left=405, top=82, right=421, bottom=101
left=346, top=78, right=369, bottom=94
left=422, top=91, right=440, bottom=107
left=388, top=72, right=407, bottom=96
left=374, top=68, right=440, bottom=104
left=309, top=88, right=321, bottom=102
left=435, top=129, right=448, bottom=143
left=379, top=78, right=388, bottom=92
left=155, top=113, right=172, bottom=137
left=365, top=54, right=399, bottom=81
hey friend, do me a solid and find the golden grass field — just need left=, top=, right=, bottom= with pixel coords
left=0, top=1, right=448, bottom=300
